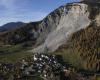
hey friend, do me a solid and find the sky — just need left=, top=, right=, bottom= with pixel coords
left=0, top=0, right=79, bottom=26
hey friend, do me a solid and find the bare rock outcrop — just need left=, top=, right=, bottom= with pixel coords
left=32, top=3, right=91, bottom=53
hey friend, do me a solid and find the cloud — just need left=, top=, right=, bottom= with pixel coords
left=0, top=0, right=15, bottom=9
left=0, top=0, right=48, bottom=26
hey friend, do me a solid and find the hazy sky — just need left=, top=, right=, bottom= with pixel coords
left=0, top=0, right=79, bottom=26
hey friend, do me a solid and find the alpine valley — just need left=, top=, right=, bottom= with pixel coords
left=0, top=0, right=100, bottom=80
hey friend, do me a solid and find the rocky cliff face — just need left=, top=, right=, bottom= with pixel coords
left=0, top=1, right=99, bottom=53
left=33, top=3, right=91, bottom=53
left=32, top=1, right=100, bottom=72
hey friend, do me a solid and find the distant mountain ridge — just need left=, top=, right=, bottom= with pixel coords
left=0, top=22, right=25, bottom=32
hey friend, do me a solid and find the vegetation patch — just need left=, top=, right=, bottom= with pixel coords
left=0, top=43, right=33, bottom=63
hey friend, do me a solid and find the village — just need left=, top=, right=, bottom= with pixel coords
left=0, top=53, right=85, bottom=80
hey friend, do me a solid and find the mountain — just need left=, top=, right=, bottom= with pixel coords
left=0, top=0, right=100, bottom=72
left=82, top=0, right=100, bottom=3
left=0, top=22, right=25, bottom=32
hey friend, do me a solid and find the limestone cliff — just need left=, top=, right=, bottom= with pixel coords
left=33, top=3, right=91, bottom=53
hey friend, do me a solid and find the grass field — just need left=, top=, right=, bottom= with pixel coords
left=51, top=48, right=83, bottom=70
left=0, top=43, right=33, bottom=63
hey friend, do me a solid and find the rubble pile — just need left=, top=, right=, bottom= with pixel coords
left=0, top=54, right=85, bottom=80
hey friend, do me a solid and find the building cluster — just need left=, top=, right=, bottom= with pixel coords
left=0, top=53, right=85, bottom=80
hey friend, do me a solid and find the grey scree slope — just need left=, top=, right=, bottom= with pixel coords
left=32, top=3, right=91, bottom=53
